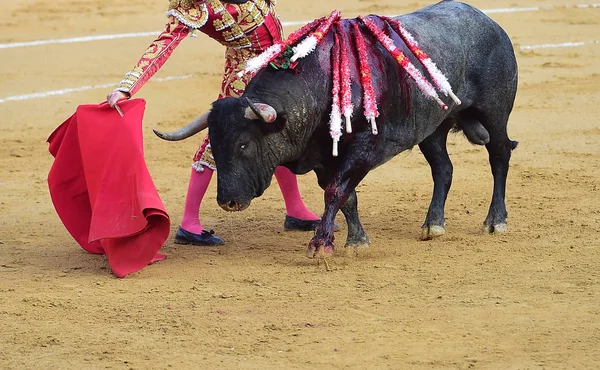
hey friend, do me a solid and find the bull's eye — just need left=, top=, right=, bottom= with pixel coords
left=238, top=140, right=250, bottom=153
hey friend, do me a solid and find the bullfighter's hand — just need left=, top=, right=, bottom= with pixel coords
left=106, top=90, right=130, bottom=108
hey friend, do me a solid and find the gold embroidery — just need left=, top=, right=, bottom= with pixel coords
left=213, top=17, right=234, bottom=31
left=167, top=1, right=271, bottom=49
left=118, top=81, right=133, bottom=89
left=117, top=16, right=188, bottom=93
left=166, top=0, right=209, bottom=29
left=169, top=0, right=195, bottom=9
left=194, top=142, right=217, bottom=171
left=232, top=78, right=246, bottom=92
left=141, top=39, right=168, bottom=59
left=228, top=38, right=252, bottom=49
left=255, top=0, right=268, bottom=13
left=222, top=29, right=242, bottom=41
left=217, top=2, right=248, bottom=45
left=131, top=65, right=144, bottom=76
left=244, top=4, right=261, bottom=23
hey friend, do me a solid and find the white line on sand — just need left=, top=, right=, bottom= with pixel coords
left=0, top=75, right=193, bottom=104
left=519, top=40, right=599, bottom=50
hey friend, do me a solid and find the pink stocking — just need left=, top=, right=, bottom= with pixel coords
left=274, top=166, right=320, bottom=221
left=180, top=168, right=213, bottom=234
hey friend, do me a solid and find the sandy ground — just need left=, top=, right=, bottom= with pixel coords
left=1, top=0, right=599, bottom=369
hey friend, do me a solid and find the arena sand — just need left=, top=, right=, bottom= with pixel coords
left=1, top=0, right=599, bottom=368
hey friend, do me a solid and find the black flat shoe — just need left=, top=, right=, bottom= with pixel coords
left=174, top=227, right=224, bottom=246
left=283, top=216, right=340, bottom=232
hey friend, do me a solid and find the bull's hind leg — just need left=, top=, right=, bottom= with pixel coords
left=419, top=121, right=453, bottom=240
left=482, top=119, right=518, bottom=234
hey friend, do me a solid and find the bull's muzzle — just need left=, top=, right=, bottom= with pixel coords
left=218, top=200, right=249, bottom=212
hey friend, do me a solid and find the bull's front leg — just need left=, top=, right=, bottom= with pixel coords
left=340, top=190, right=369, bottom=248
left=308, top=168, right=368, bottom=258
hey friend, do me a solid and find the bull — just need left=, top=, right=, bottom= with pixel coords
left=157, top=1, right=519, bottom=257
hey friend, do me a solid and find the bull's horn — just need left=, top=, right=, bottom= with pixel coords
left=244, top=100, right=277, bottom=123
left=153, top=113, right=209, bottom=141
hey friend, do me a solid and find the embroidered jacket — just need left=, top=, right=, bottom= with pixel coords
left=117, top=0, right=282, bottom=97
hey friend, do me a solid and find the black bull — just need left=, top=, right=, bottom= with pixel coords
left=165, top=2, right=519, bottom=257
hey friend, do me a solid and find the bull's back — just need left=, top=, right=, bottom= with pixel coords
left=397, top=1, right=517, bottom=106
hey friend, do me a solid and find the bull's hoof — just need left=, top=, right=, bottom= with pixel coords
left=420, top=225, right=446, bottom=241
left=344, top=234, right=370, bottom=249
left=344, top=242, right=370, bottom=257
left=483, top=222, right=507, bottom=234
left=344, top=240, right=370, bottom=249
left=307, top=241, right=335, bottom=259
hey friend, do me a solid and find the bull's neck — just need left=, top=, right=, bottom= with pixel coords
left=246, top=65, right=329, bottom=163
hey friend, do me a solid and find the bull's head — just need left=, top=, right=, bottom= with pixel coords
left=208, top=97, right=289, bottom=212
left=152, top=97, right=291, bottom=212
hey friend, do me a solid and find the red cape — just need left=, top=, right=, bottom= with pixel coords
left=47, top=99, right=169, bottom=278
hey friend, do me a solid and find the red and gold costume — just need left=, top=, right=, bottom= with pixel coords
left=117, top=0, right=283, bottom=170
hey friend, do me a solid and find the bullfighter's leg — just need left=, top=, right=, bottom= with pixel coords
left=308, top=166, right=369, bottom=258
left=273, top=166, right=321, bottom=230
left=177, top=138, right=224, bottom=246
left=418, top=121, right=453, bottom=240
left=482, top=120, right=518, bottom=234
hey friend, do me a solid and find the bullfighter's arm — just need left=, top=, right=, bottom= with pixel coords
left=116, top=16, right=190, bottom=96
